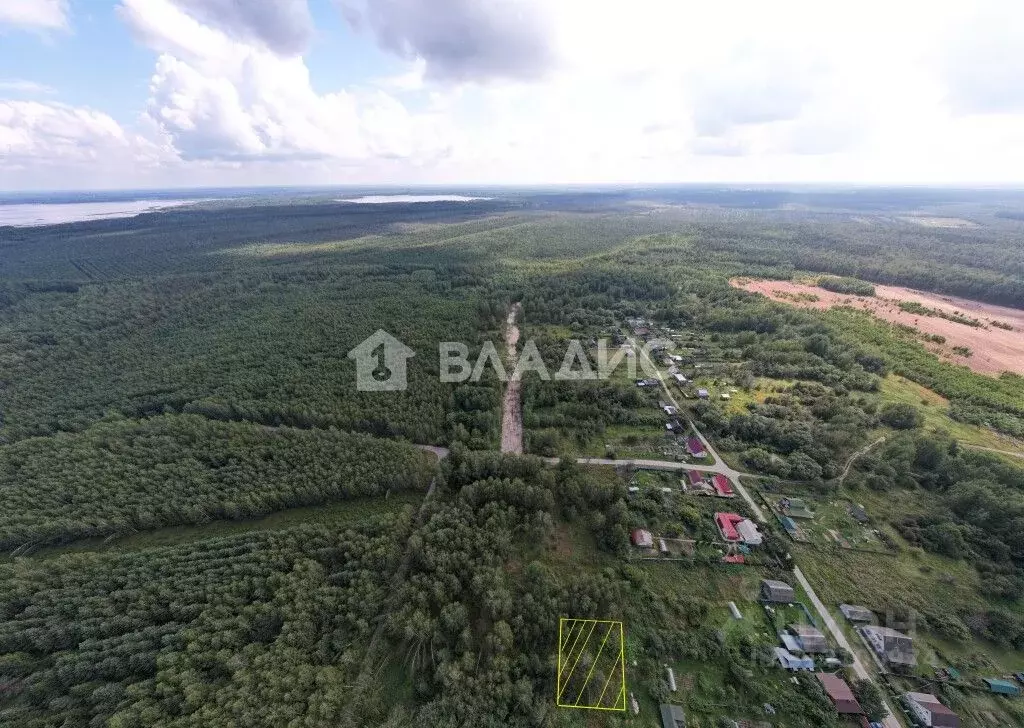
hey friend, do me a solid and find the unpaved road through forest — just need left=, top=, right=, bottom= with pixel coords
left=501, top=303, right=523, bottom=454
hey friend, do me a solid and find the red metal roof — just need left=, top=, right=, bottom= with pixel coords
left=816, top=673, right=862, bottom=714
left=712, top=474, right=734, bottom=496
left=715, top=512, right=743, bottom=541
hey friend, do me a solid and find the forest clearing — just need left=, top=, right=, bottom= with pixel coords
left=732, top=278, right=1024, bottom=375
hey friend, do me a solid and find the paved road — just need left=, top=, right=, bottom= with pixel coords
left=794, top=566, right=904, bottom=728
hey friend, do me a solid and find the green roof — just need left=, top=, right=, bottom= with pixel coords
left=983, top=678, right=1021, bottom=695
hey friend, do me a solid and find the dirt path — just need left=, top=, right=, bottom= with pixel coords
left=793, top=566, right=905, bottom=728
left=628, top=336, right=766, bottom=522
left=501, top=303, right=524, bottom=454
left=963, top=444, right=1024, bottom=459
left=835, top=436, right=886, bottom=485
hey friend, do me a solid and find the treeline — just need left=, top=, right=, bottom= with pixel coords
left=693, top=381, right=877, bottom=481
left=826, top=308, right=1024, bottom=437
left=0, top=513, right=412, bottom=727
left=691, top=216, right=1024, bottom=308
left=849, top=433, right=1024, bottom=643
left=817, top=276, right=875, bottom=296
left=379, top=448, right=837, bottom=726
left=0, top=264, right=501, bottom=446
left=0, top=414, right=437, bottom=549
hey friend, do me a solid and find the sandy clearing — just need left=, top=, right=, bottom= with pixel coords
left=898, top=216, right=977, bottom=228
left=731, top=278, right=1024, bottom=376
left=501, top=303, right=524, bottom=454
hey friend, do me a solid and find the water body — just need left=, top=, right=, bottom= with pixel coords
left=338, top=195, right=491, bottom=204
left=0, top=199, right=203, bottom=227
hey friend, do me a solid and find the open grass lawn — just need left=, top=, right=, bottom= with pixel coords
left=758, top=485, right=894, bottom=553
left=795, top=541, right=988, bottom=622
left=879, top=374, right=1024, bottom=453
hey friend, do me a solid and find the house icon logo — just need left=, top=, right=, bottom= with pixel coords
left=347, top=329, right=415, bottom=392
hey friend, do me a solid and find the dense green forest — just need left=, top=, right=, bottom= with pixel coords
left=2, top=190, right=1023, bottom=726
left=0, top=414, right=437, bottom=550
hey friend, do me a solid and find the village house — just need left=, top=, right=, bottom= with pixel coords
left=631, top=529, right=654, bottom=548
left=761, top=579, right=795, bottom=603
left=904, top=692, right=960, bottom=727
left=788, top=624, right=828, bottom=653
left=817, top=673, right=862, bottom=715
left=712, top=474, right=735, bottom=497
left=660, top=703, right=686, bottom=728
left=839, top=604, right=875, bottom=624
left=686, top=469, right=707, bottom=488
left=686, top=436, right=706, bottom=457
left=778, top=496, right=814, bottom=519
left=736, top=518, right=762, bottom=546
left=715, top=512, right=744, bottom=542
left=861, top=625, right=916, bottom=668
left=774, top=647, right=813, bottom=671
left=696, top=388, right=710, bottom=399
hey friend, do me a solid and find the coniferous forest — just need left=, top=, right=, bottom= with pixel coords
left=1, top=188, right=1023, bottom=726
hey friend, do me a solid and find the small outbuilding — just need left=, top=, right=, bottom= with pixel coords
left=816, top=673, right=862, bottom=714
left=983, top=678, right=1021, bottom=696
left=631, top=529, right=654, bottom=548
left=659, top=703, right=686, bottom=728
left=839, top=604, right=875, bottom=624
left=761, top=579, right=795, bottom=603
left=774, top=647, right=813, bottom=671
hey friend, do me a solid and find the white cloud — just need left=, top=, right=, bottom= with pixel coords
left=0, top=101, right=169, bottom=170
left=118, top=0, right=450, bottom=164
left=163, top=0, right=313, bottom=56
left=0, top=0, right=67, bottom=30
left=7, top=0, right=1024, bottom=187
left=340, top=0, right=555, bottom=82
left=0, top=80, right=56, bottom=95
left=941, top=0, right=1024, bottom=115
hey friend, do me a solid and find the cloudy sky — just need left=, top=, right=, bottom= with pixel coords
left=1, top=0, right=1022, bottom=190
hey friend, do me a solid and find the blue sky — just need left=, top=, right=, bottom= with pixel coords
left=1, top=0, right=1023, bottom=190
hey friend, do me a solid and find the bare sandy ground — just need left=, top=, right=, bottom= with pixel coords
left=731, top=278, right=1024, bottom=376
left=501, top=304, right=524, bottom=454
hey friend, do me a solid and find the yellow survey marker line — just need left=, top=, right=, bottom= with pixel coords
left=594, top=635, right=623, bottom=708
left=558, top=620, right=597, bottom=701
left=559, top=619, right=580, bottom=652
left=558, top=620, right=586, bottom=695
left=573, top=622, right=614, bottom=706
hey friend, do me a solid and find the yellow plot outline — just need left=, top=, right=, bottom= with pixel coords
left=556, top=617, right=626, bottom=711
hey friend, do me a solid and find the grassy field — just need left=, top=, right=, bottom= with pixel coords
left=878, top=375, right=1024, bottom=452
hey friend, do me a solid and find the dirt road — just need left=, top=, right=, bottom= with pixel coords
left=628, top=336, right=766, bottom=522
left=794, top=566, right=904, bottom=728
left=501, top=303, right=524, bottom=454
